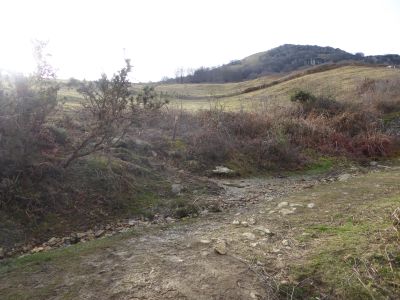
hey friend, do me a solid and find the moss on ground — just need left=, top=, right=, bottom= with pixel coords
left=290, top=195, right=400, bottom=299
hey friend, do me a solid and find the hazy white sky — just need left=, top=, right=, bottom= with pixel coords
left=0, top=0, right=399, bottom=82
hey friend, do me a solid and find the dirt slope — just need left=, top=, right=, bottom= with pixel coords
left=1, top=164, right=400, bottom=299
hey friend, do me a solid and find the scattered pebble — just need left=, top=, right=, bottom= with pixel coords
left=95, top=229, right=105, bottom=238
left=31, top=247, right=44, bottom=254
left=248, top=217, right=257, bottom=225
left=200, top=239, right=211, bottom=244
left=214, top=240, right=228, bottom=255
left=250, top=291, right=262, bottom=299
left=280, top=208, right=295, bottom=215
left=254, top=226, right=274, bottom=236
left=47, top=237, right=61, bottom=247
left=242, top=232, right=256, bottom=240
left=277, top=201, right=289, bottom=208
left=338, top=173, right=351, bottom=182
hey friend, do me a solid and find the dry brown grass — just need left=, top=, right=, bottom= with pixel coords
left=140, top=77, right=400, bottom=175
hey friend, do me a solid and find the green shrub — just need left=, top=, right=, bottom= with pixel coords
left=47, top=125, right=68, bottom=145
left=291, top=90, right=344, bottom=116
left=290, top=90, right=316, bottom=104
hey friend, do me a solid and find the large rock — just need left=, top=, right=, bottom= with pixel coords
left=212, top=166, right=234, bottom=175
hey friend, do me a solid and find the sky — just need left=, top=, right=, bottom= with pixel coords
left=0, top=0, right=399, bottom=82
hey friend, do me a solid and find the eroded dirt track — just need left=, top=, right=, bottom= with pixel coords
left=60, top=176, right=314, bottom=300
left=1, top=166, right=400, bottom=300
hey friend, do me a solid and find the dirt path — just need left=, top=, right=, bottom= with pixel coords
left=1, top=166, right=400, bottom=299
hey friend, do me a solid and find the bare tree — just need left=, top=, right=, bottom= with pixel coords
left=62, top=60, right=135, bottom=168
left=175, top=67, right=185, bottom=84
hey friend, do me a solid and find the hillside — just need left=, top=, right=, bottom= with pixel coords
left=158, top=65, right=400, bottom=110
left=170, top=44, right=400, bottom=83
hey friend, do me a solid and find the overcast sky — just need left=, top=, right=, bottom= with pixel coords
left=0, top=0, right=399, bottom=82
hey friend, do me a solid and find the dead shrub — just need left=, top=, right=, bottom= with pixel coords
left=357, top=77, right=376, bottom=94
left=246, top=134, right=304, bottom=169
left=180, top=109, right=305, bottom=171
left=357, top=78, right=400, bottom=113
left=151, top=88, right=399, bottom=173
left=188, top=128, right=231, bottom=163
left=332, top=110, right=380, bottom=137
left=375, top=100, right=400, bottom=114
left=215, top=112, right=272, bottom=138
left=353, top=132, right=394, bottom=157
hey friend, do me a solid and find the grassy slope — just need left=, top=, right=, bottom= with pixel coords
left=157, top=66, right=400, bottom=110
left=60, top=65, right=400, bottom=111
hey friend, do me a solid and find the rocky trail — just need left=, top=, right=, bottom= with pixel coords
left=1, top=164, right=400, bottom=299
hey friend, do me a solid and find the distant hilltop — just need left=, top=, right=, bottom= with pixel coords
left=164, top=44, right=400, bottom=83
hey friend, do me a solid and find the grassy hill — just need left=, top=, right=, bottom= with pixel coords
left=60, top=64, right=400, bottom=111
left=154, top=65, right=400, bottom=110
left=166, top=44, right=400, bottom=84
